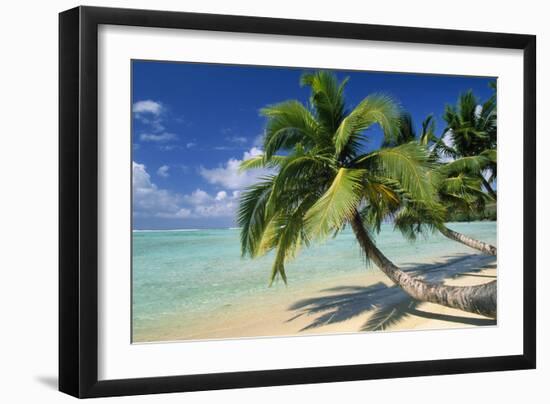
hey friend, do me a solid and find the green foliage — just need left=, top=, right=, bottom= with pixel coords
left=238, top=71, right=442, bottom=284
left=335, top=95, right=401, bottom=156
left=237, top=178, right=275, bottom=258
left=446, top=202, right=496, bottom=222
left=357, top=142, right=437, bottom=205
left=304, top=168, right=366, bottom=239
left=239, top=155, right=286, bottom=171
left=261, top=100, right=321, bottom=159
left=300, top=71, right=348, bottom=134
left=381, top=90, right=497, bottom=241
left=439, top=155, right=491, bottom=177
left=443, top=90, right=496, bottom=159
left=383, top=112, right=416, bottom=147
left=419, top=114, right=436, bottom=146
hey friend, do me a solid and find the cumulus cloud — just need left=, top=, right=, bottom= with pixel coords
left=199, top=147, right=270, bottom=190
left=133, top=146, right=273, bottom=223
left=133, top=161, right=243, bottom=220
left=133, top=100, right=167, bottom=133
left=183, top=189, right=241, bottom=218
left=133, top=100, right=163, bottom=116
left=184, top=189, right=212, bottom=205
left=133, top=162, right=184, bottom=219
left=157, top=165, right=170, bottom=178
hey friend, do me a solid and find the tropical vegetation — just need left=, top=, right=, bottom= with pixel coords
left=238, top=71, right=497, bottom=319
left=390, top=102, right=497, bottom=256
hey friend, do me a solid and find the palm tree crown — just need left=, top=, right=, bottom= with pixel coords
left=443, top=89, right=496, bottom=157
left=391, top=113, right=494, bottom=241
left=238, top=71, right=440, bottom=284
left=442, top=85, right=497, bottom=197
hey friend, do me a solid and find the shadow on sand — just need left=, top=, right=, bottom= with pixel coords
left=287, top=253, right=497, bottom=332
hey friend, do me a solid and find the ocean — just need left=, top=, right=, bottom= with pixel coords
left=132, top=221, right=496, bottom=341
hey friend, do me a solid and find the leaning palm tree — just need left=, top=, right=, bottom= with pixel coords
left=238, top=71, right=496, bottom=318
left=393, top=113, right=497, bottom=256
left=443, top=86, right=497, bottom=199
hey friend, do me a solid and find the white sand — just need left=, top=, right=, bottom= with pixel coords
left=134, top=253, right=497, bottom=343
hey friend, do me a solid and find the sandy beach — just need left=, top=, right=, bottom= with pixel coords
left=134, top=252, right=497, bottom=343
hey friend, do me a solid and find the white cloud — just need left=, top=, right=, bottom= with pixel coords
left=157, top=165, right=169, bottom=178
left=194, top=200, right=238, bottom=218
left=139, top=132, right=178, bottom=143
left=199, top=147, right=269, bottom=190
left=186, top=142, right=196, bottom=149
left=133, top=100, right=167, bottom=134
left=133, top=162, right=242, bottom=220
left=133, top=100, right=163, bottom=116
left=133, top=162, right=183, bottom=219
left=184, top=189, right=212, bottom=205
left=183, top=188, right=241, bottom=218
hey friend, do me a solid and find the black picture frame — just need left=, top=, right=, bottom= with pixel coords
left=59, top=5, right=536, bottom=398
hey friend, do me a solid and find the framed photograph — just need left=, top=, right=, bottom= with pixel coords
left=59, top=6, right=536, bottom=398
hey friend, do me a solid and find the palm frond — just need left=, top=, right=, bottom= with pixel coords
left=419, top=114, right=436, bottom=146
left=261, top=100, right=321, bottom=158
left=361, top=177, right=404, bottom=233
left=393, top=202, right=443, bottom=241
left=239, top=155, right=286, bottom=171
left=443, top=89, right=496, bottom=158
left=439, top=155, right=490, bottom=176
left=382, top=111, right=415, bottom=147
left=300, top=71, right=348, bottom=134
left=267, top=195, right=317, bottom=285
left=438, top=174, right=491, bottom=205
left=334, top=94, right=401, bottom=156
left=266, top=150, right=333, bottom=215
left=356, top=142, right=437, bottom=205
left=237, top=178, right=275, bottom=257
left=304, top=168, right=366, bottom=239
left=480, top=149, right=496, bottom=163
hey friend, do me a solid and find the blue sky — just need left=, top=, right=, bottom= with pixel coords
left=132, top=60, right=494, bottom=230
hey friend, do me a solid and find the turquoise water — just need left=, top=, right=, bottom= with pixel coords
left=132, top=221, right=496, bottom=339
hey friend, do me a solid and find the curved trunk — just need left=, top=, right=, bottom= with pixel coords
left=350, top=212, right=496, bottom=319
left=437, top=224, right=497, bottom=256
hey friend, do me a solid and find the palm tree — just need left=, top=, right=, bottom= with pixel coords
left=443, top=86, right=497, bottom=199
left=392, top=113, right=497, bottom=256
left=238, top=71, right=496, bottom=318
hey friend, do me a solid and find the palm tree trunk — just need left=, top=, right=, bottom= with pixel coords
left=481, top=176, right=497, bottom=200
left=350, top=212, right=496, bottom=318
left=437, top=224, right=497, bottom=256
